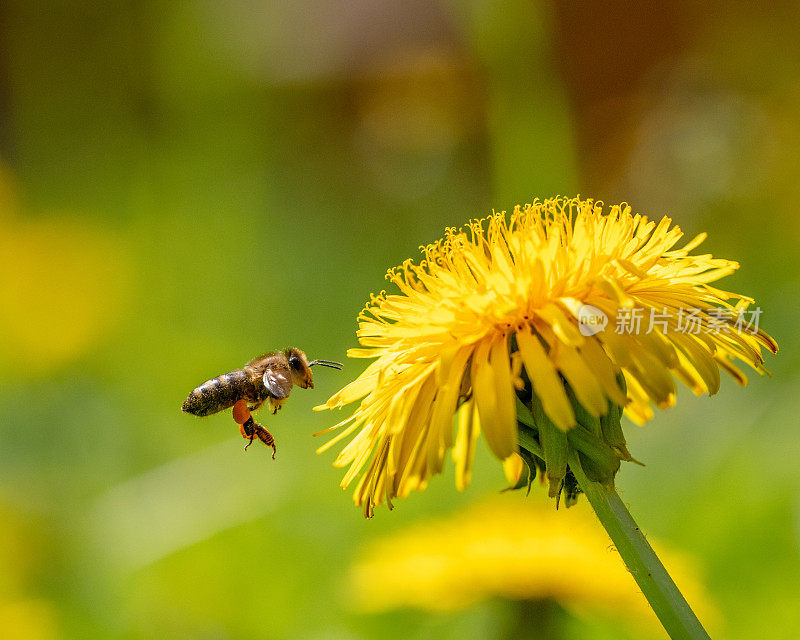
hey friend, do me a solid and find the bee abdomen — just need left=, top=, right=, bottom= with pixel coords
left=182, top=370, right=249, bottom=417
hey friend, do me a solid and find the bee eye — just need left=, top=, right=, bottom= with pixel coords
left=289, top=356, right=301, bottom=369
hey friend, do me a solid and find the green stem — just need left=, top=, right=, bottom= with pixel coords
left=568, top=452, right=711, bottom=640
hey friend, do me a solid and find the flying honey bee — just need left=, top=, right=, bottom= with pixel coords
left=181, top=347, right=343, bottom=458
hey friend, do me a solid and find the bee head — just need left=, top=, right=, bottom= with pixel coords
left=284, top=347, right=314, bottom=389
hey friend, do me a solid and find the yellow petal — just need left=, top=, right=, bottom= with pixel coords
left=429, top=346, right=473, bottom=460
left=471, top=338, right=510, bottom=459
left=576, top=336, right=628, bottom=407
left=535, top=302, right=584, bottom=346
left=548, top=338, right=607, bottom=417
left=489, top=335, right=518, bottom=458
left=453, top=400, right=480, bottom=490
left=502, top=453, right=524, bottom=485
left=516, top=325, right=575, bottom=431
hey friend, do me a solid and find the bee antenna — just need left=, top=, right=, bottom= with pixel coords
left=309, top=359, right=344, bottom=370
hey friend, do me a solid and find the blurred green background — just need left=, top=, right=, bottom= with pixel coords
left=1, top=1, right=798, bottom=638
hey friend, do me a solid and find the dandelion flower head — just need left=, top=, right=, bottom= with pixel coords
left=316, top=196, right=777, bottom=516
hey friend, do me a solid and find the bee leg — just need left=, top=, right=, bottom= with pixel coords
left=268, top=399, right=285, bottom=416
left=252, top=424, right=277, bottom=460
left=232, top=400, right=276, bottom=459
left=241, top=425, right=255, bottom=451
left=241, top=417, right=274, bottom=455
left=238, top=419, right=256, bottom=451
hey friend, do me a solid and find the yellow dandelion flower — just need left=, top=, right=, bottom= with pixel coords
left=315, top=196, right=777, bottom=517
left=348, top=497, right=719, bottom=637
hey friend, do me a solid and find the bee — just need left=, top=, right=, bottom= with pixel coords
left=181, top=347, right=343, bottom=458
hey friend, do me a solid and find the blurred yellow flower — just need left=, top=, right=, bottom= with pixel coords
left=316, top=196, right=777, bottom=516
left=0, top=600, right=59, bottom=640
left=0, top=172, right=131, bottom=377
left=349, top=497, right=718, bottom=636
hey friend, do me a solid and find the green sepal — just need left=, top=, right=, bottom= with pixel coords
left=517, top=421, right=543, bottom=458
left=515, top=396, right=536, bottom=430
left=567, top=387, right=602, bottom=437
left=566, top=424, right=620, bottom=485
left=530, top=396, right=569, bottom=497
left=599, top=400, right=640, bottom=464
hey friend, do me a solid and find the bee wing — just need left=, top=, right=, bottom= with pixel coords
left=263, top=366, right=293, bottom=399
